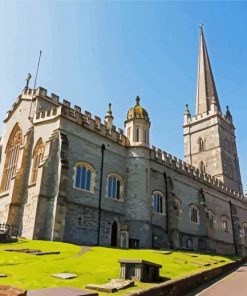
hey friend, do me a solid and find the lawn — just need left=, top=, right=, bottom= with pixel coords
left=0, top=240, right=237, bottom=295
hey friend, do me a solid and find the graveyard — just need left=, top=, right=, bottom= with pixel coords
left=0, top=239, right=238, bottom=295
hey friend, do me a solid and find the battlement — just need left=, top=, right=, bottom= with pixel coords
left=150, top=145, right=246, bottom=201
left=29, top=87, right=126, bottom=146
left=185, top=109, right=233, bottom=126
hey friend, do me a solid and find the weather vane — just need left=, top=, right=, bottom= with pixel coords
left=199, top=24, right=203, bottom=30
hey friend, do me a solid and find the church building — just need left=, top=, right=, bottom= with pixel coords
left=0, top=28, right=246, bottom=255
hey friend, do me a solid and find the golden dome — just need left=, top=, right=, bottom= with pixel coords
left=127, top=96, right=149, bottom=121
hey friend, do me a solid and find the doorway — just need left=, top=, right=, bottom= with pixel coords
left=111, top=221, right=118, bottom=247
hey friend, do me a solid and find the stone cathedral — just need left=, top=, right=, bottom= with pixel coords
left=0, top=28, right=246, bottom=255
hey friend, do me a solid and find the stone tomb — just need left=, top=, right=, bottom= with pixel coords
left=118, top=259, right=162, bottom=283
left=27, top=287, right=98, bottom=296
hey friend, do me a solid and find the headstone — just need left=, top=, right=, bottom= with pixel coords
left=51, top=273, right=77, bottom=279
left=27, top=287, right=98, bottom=296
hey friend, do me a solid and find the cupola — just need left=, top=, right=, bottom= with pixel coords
left=125, top=96, right=150, bottom=148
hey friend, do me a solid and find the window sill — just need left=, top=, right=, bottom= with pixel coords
left=105, top=196, right=124, bottom=203
left=152, top=211, right=166, bottom=216
left=0, top=191, right=10, bottom=198
left=73, top=186, right=94, bottom=194
left=190, top=221, right=200, bottom=225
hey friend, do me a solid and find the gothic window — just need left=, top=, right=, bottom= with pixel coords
left=207, top=209, right=215, bottom=229
left=107, top=174, right=122, bottom=200
left=225, top=138, right=231, bottom=153
left=198, top=137, right=205, bottom=152
left=242, top=223, right=247, bottom=238
left=152, top=191, right=165, bottom=214
left=174, top=197, right=182, bottom=218
left=221, top=216, right=229, bottom=232
left=144, top=130, right=147, bottom=143
left=199, top=161, right=206, bottom=173
left=31, top=138, right=45, bottom=184
left=74, top=162, right=95, bottom=192
left=136, top=127, right=140, bottom=142
left=228, top=161, right=234, bottom=178
left=190, top=204, right=199, bottom=224
left=1, top=124, right=22, bottom=192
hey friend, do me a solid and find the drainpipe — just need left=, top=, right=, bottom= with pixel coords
left=163, top=172, right=169, bottom=233
left=96, top=144, right=105, bottom=245
left=229, top=201, right=238, bottom=255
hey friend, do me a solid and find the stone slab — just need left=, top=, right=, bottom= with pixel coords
left=27, top=287, right=98, bottom=296
left=33, top=251, right=60, bottom=256
left=0, top=274, right=7, bottom=278
left=51, top=273, right=77, bottom=279
left=86, top=279, right=134, bottom=293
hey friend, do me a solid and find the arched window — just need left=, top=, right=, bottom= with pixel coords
left=144, top=130, right=147, bottom=143
left=152, top=191, right=165, bottom=214
left=190, top=204, right=199, bottom=224
left=198, top=137, right=205, bottom=152
left=174, top=197, right=182, bottom=219
left=136, top=127, right=140, bottom=142
left=74, top=162, right=95, bottom=192
left=207, top=209, right=215, bottom=229
left=31, top=138, right=45, bottom=184
left=107, top=174, right=122, bottom=199
left=127, top=127, right=131, bottom=139
left=242, top=223, right=247, bottom=238
left=1, top=124, right=22, bottom=192
left=221, top=215, right=229, bottom=232
left=199, top=161, right=206, bottom=173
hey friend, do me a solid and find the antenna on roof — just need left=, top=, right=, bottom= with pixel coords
left=28, top=50, right=43, bottom=123
left=33, top=50, right=42, bottom=90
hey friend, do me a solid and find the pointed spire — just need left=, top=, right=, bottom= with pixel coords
left=105, top=103, right=114, bottom=130
left=196, top=26, right=221, bottom=115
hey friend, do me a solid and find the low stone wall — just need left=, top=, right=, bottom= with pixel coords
left=129, top=258, right=247, bottom=296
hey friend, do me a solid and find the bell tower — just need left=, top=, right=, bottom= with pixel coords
left=183, top=27, right=243, bottom=194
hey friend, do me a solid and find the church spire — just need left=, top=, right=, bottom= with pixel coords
left=196, top=26, right=221, bottom=115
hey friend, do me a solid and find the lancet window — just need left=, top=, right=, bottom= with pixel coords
left=31, top=138, right=45, bottom=184
left=74, top=162, right=95, bottom=192
left=1, top=124, right=22, bottom=191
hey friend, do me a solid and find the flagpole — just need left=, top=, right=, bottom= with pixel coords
left=28, top=50, right=42, bottom=123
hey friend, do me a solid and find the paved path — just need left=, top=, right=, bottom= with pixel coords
left=196, top=263, right=247, bottom=296
left=76, top=246, right=91, bottom=257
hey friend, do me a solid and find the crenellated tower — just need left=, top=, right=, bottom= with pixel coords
left=183, top=27, right=243, bottom=194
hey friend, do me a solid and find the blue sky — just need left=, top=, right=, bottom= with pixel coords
left=0, top=1, right=246, bottom=190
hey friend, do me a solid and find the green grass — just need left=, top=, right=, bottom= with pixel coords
left=0, top=240, right=237, bottom=296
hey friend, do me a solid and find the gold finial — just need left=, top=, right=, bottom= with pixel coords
left=135, top=96, right=140, bottom=105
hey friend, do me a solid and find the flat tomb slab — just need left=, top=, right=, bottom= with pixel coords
left=51, top=273, right=77, bottom=279
left=86, top=279, right=134, bottom=293
left=27, top=287, right=98, bottom=296
left=0, top=274, right=7, bottom=277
